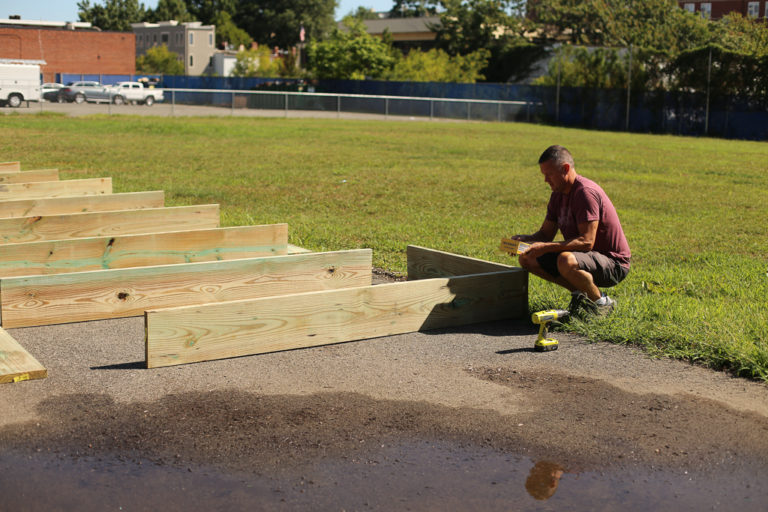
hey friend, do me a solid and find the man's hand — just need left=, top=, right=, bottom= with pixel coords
left=521, top=241, right=550, bottom=259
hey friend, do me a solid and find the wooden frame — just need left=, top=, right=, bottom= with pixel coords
left=0, top=224, right=289, bottom=278
left=0, top=169, right=59, bottom=184
left=0, top=249, right=373, bottom=328
left=0, top=191, right=165, bottom=219
left=0, top=204, right=220, bottom=244
left=0, top=178, right=112, bottom=200
left=0, top=162, right=20, bottom=172
left=145, top=246, right=528, bottom=368
left=0, top=327, right=47, bottom=383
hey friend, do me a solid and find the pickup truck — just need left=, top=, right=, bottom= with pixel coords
left=110, top=81, right=164, bottom=106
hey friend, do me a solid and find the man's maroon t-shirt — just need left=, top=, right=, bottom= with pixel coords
left=545, top=175, right=631, bottom=268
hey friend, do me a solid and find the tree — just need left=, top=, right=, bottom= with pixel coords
left=433, top=0, right=528, bottom=56
left=231, top=46, right=279, bottom=76
left=183, top=0, right=238, bottom=25
left=718, top=13, right=768, bottom=56
left=349, top=6, right=380, bottom=20
left=387, top=48, right=489, bottom=82
left=307, top=17, right=395, bottom=80
left=147, top=0, right=194, bottom=22
left=388, top=0, right=437, bottom=18
left=136, top=44, right=185, bottom=74
left=77, top=0, right=147, bottom=31
left=213, top=10, right=254, bottom=48
left=234, top=0, right=336, bottom=49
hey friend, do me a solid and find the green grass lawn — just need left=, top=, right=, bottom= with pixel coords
left=2, top=112, right=767, bottom=380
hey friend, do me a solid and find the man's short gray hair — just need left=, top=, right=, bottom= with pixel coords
left=538, top=145, right=575, bottom=168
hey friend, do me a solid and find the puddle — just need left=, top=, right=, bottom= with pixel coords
left=1, top=441, right=764, bottom=511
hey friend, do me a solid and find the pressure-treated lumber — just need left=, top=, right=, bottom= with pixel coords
left=0, top=249, right=372, bottom=328
left=0, top=191, right=165, bottom=219
left=0, top=162, right=20, bottom=172
left=0, top=178, right=111, bottom=200
left=0, top=204, right=220, bottom=244
left=145, top=268, right=527, bottom=368
left=0, top=327, right=47, bottom=383
left=0, top=224, right=289, bottom=277
left=407, top=245, right=515, bottom=280
left=0, top=169, right=59, bottom=184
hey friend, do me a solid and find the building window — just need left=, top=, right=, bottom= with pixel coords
left=700, top=3, right=711, bottom=18
left=153, top=34, right=157, bottom=44
left=189, top=32, right=194, bottom=45
left=748, top=1, right=759, bottom=17
left=162, top=32, right=169, bottom=43
left=209, top=33, right=213, bottom=46
left=683, top=3, right=695, bottom=13
left=190, top=55, right=194, bottom=67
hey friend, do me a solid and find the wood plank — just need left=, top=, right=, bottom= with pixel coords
left=1, top=249, right=372, bottom=328
left=0, top=224, right=288, bottom=277
left=0, top=169, right=59, bottom=184
left=0, top=162, right=20, bottom=172
left=0, top=327, right=47, bottom=383
left=145, top=269, right=527, bottom=368
left=0, top=204, right=220, bottom=244
left=0, top=191, right=165, bottom=219
left=407, top=245, right=515, bottom=280
left=0, top=178, right=112, bottom=200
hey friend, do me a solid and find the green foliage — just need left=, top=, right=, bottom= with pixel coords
left=718, top=13, right=768, bottom=56
left=433, top=0, right=528, bottom=56
left=213, top=10, right=253, bottom=48
left=307, top=17, right=396, bottom=80
left=231, top=46, right=283, bottom=77
left=183, top=0, right=238, bottom=25
left=135, top=44, right=185, bottom=74
left=147, top=0, right=194, bottom=22
left=349, top=6, right=381, bottom=19
left=386, top=48, right=489, bottom=83
left=77, top=0, right=147, bottom=31
left=388, top=0, right=438, bottom=18
left=234, top=0, right=337, bottom=49
left=533, top=45, right=646, bottom=90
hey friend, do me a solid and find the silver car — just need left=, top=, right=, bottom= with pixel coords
left=60, top=81, right=125, bottom=104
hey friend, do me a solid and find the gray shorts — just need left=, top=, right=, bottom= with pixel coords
left=537, top=251, right=629, bottom=288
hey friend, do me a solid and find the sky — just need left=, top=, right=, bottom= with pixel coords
left=0, top=0, right=395, bottom=23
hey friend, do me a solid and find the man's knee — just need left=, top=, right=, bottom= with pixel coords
left=556, top=252, right=577, bottom=274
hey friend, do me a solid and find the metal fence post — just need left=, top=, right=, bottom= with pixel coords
left=705, top=47, right=712, bottom=136
left=231, top=91, right=235, bottom=115
left=285, top=93, right=289, bottom=118
left=497, top=101, right=501, bottom=122
left=430, top=100, right=434, bottom=120
left=467, top=102, right=471, bottom=121
left=385, top=97, right=389, bottom=118
left=337, top=95, right=341, bottom=118
left=171, top=89, right=175, bottom=117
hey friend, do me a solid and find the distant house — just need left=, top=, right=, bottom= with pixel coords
left=132, top=21, right=215, bottom=76
left=339, top=16, right=441, bottom=52
left=0, top=17, right=135, bottom=82
left=678, top=0, right=768, bottom=19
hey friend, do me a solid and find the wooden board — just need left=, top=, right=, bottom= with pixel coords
left=0, top=224, right=289, bottom=277
left=0, top=178, right=112, bottom=200
left=145, top=269, right=527, bottom=368
left=0, top=327, right=47, bottom=383
left=0, top=249, right=372, bottom=328
left=0, top=204, right=220, bottom=244
left=0, top=169, right=59, bottom=184
left=407, top=245, right=515, bottom=280
left=0, top=191, right=165, bottom=219
left=0, top=162, right=20, bottom=172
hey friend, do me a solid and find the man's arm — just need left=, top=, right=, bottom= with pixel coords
left=522, top=220, right=598, bottom=259
left=512, top=219, right=558, bottom=243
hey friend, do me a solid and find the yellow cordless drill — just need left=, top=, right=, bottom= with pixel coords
left=531, top=309, right=570, bottom=352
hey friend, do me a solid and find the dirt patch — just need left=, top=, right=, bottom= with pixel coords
left=3, top=369, right=768, bottom=476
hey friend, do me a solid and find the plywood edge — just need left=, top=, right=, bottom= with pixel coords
left=0, top=169, right=60, bottom=184
left=287, top=244, right=312, bottom=254
left=0, top=248, right=373, bottom=328
left=0, top=224, right=290, bottom=277
left=407, top=245, right=519, bottom=280
left=0, top=327, right=47, bottom=384
left=144, top=268, right=526, bottom=368
left=0, top=162, right=21, bottom=172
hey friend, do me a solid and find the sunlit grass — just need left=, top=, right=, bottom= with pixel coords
left=2, top=113, right=766, bottom=379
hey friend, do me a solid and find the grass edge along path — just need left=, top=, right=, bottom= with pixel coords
left=1, top=113, right=766, bottom=381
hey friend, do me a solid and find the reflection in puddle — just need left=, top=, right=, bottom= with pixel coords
left=2, top=441, right=765, bottom=511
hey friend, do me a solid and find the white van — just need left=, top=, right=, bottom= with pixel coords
left=0, top=61, right=42, bottom=107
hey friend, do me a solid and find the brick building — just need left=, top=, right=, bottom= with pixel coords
left=678, top=0, right=768, bottom=19
left=0, top=18, right=135, bottom=82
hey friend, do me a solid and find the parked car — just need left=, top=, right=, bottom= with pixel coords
left=59, top=81, right=124, bottom=104
left=41, top=83, right=65, bottom=102
left=109, top=81, right=164, bottom=106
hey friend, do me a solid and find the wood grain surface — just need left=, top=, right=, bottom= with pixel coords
left=0, top=178, right=112, bottom=200
left=0, top=191, right=165, bottom=219
left=0, top=327, right=47, bottom=383
left=0, top=169, right=59, bottom=184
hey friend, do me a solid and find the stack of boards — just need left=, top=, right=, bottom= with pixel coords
left=0, top=160, right=528, bottom=384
